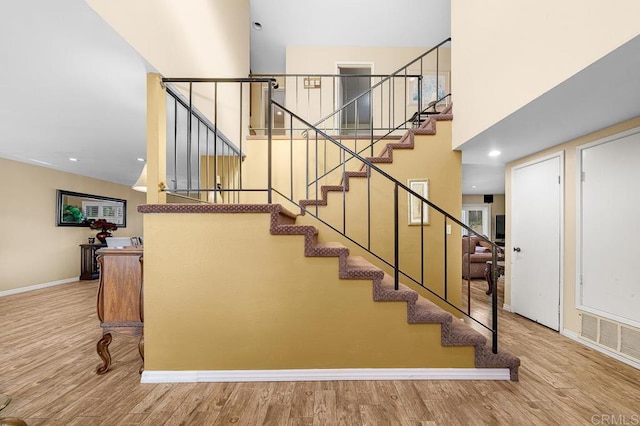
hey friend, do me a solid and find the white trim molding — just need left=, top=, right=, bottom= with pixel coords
left=141, top=368, right=511, bottom=384
left=561, top=329, right=640, bottom=370
left=0, top=277, right=78, bottom=298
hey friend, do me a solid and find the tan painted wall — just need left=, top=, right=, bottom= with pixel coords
left=143, top=211, right=474, bottom=370
left=451, top=0, right=640, bottom=148
left=0, top=158, right=145, bottom=292
left=238, top=123, right=462, bottom=311
left=240, top=136, right=372, bottom=205
left=504, top=116, right=640, bottom=333
left=86, top=0, right=250, bottom=141
left=291, top=122, right=464, bottom=313
left=284, top=45, right=451, bottom=128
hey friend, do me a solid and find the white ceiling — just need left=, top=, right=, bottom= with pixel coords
left=0, top=0, right=150, bottom=186
left=249, top=0, right=451, bottom=73
left=2, top=1, right=638, bottom=198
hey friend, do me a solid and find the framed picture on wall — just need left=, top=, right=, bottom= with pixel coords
left=408, top=72, right=450, bottom=108
left=408, top=178, right=429, bottom=225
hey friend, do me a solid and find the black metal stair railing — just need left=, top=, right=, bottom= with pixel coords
left=269, top=101, right=501, bottom=354
left=157, top=72, right=501, bottom=353
left=300, top=38, right=451, bottom=193
left=162, top=77, right=278, bottom=203
left=248, top=73, right=423, bottom=136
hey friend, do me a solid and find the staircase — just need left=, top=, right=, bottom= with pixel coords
left=152, top=42, right=521, bottom=380
left=290, top=107, right=520, bottom=380
left=140, top=201, right=519, bottom=380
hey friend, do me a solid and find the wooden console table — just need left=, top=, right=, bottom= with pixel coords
left=79, top=243, right=106, bottom=280
left=95, top=247, right=144, bottom=374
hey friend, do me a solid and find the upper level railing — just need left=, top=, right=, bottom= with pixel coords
left=250, top=37, right=451, bottom=141
left=248, top=73, right=422, bottom=136
left=162, top=77, right=277, bottom=203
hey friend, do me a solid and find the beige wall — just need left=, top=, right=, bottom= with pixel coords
left=284, top=45, right=451, bottom=127
left=0, top=158, right=146, bottom=293
left=504, top=116, right=640, bottom=333
left=293, top=122, right=464, bottom=313
left=86, top=0, right=250, bottom=140
left=143, top=211, right=474, bottom=370
left=451, top=0, right=640, bottom=147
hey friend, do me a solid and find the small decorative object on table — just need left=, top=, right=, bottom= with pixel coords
left=89, top=219, right=118, bottom=244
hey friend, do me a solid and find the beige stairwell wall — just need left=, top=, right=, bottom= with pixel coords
left=142, top=211, right=474, bottom=371
left=284, top=45, right=451, bottom=128
left=451, top=0, right=640, bottom=148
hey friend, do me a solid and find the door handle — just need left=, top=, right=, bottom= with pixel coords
left=513, top=247, right=521, bottom=252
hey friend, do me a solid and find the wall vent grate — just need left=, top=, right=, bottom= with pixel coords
left=581, top=313, right=597, bottom=341
left=599, top=319, right=619, bottom=350
left=579, top=312, right=640, bottom=364
left=621, top=326, right=640, bottom=361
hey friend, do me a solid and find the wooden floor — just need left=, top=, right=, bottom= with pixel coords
left=1, top=280, right=639, bottom=425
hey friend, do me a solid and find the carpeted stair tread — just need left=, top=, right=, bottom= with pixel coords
left=475, top=346, right=521, bottom=381
left=341, top=256, right=384, bottom=280
left=442, top=320, right=487, bottom=348
left=272, top=223, right=317, bottom=237
left=366, top=156, right=393, bottom=164
left=374, top=274, right=419, bottom=303
left=309, top=242, right=349, bottom=257
left=410, top=297, right=454, bottom=325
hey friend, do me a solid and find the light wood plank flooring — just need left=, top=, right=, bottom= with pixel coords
left=1, top=280, right=639, bottom=425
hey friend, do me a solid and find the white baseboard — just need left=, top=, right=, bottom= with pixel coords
left=502, top=304, right=513, bottom=312
left=0, top=277, right=78, bottom=298
left=561, top=329, right=640, bottom=370
left=141, top=368, right=511, bottom=383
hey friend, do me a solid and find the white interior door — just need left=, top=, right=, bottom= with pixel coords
left=511, top=154, right=562, bottom=330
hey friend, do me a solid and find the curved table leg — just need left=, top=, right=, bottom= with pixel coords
left=0, top=395, right=9, bottom=411
left=96, top=333, right=112, bottom=375
left=138, top=334, right=144, bottom=374
left=484, top=262, right=494, bottom=295
left=0, top=417, right=28, bottom=426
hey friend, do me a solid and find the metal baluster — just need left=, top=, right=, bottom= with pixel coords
left=187, top=82, right=193, bottom=195
left=394, top=184, right=399, bottom=290
left=267, top=82, right=273, bottom=203
left=213, top=83, right=218, bottom=203
left=239, top=83, right=243, bottom=202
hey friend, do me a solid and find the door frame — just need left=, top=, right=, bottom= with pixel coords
left=334, top=62, right=374, bottom=130
left=461, top=204, right=491, bottom=237
left=509, top=151, right=564, bottom=331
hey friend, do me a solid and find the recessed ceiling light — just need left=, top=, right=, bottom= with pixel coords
left=252, top=21, right=262, bottom=31
left=137, top=158, right=145, bottom=162
left=488, top=150, right=501, bottom=157
left=472, top=185, right=477, bottom=189
left=69, top=157, right=79, bottom=162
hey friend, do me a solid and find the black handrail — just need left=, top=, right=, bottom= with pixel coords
left=307, top=93, right=452, bottom=189
left=272, top=100, right=500, bottom=352
left=162, top=77, right=277, bottom=202
left=307, top=38, right=451, bottom=130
